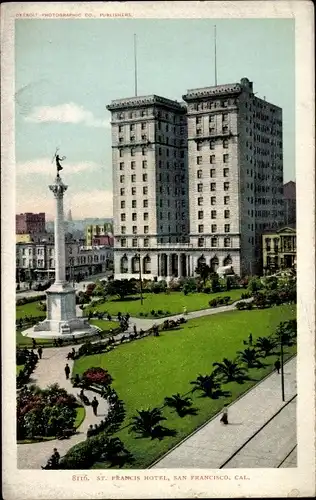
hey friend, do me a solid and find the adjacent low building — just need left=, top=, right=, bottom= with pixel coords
left=262, top=226, right=296, bottom=274
left=16, top=212, right=46, bottom=234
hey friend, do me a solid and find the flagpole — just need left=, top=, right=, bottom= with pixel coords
left=134, top=34, right=138, bottom=97
left=214, top=25, right=217, bottom=86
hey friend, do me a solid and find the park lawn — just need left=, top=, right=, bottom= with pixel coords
left=16, top=320, right=118, bottom=348
left=74, top=406, right=86, bottom=429
left=16, top=301, right=45, bottom=320
left=73, top=304, right=296, bottom=469
left=87, top=289, right=245, bottom=318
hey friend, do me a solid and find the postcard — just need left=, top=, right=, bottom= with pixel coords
left=1, top=1, right=315, bottom=498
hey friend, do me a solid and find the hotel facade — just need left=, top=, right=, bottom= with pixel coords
left=106, top=78, right=284, bottom=280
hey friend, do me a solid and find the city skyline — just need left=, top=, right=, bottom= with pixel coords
left=15, top=18, right=295, bottom=219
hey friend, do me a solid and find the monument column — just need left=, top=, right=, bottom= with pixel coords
left=49, top=175, right=68, bottom=285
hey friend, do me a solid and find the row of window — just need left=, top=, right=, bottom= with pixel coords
left=196, top=126, right=229, bottom=136
left=198, top=196, right=230, bottom=206
left=196, top=113, right=229, bottom=124
left=197, top=168, right=229, bottom=179
left=120, top=174, right=149, bottom=183
left=197, top=210, right=230, bottom=220
left=190, top=99, right=236, bottom=111
left=197, top=182, right=230, bottom=192
left=197, top=139, right=229, bottom=150
left=197, top=236, right=231, bottom=248
left=197, top=154, right=229, bottom=164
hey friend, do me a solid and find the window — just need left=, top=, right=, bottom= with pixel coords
left=143, top=173, right=148, bottom=182
left=121, top=238, right=127, bottom=247
left=224, top=182, right=230, bottom=191
left=143, top=199, right=148, bottom=208
left=120, top=188, right=125, bottom=196
left=132, top=213, right=137, bottom=221
left=119, top=149, right=123, bottom=157
left=120, top=200, right=125, bottom=208
left=211, top=196, right=216, bottom=205
left=141, top=122, right=146, bottom=130
left=197, top=183, right=203, bottom=192
left=142, top=147, right=147, bottom=156
left=210, top=155, right=215, bottom=164
left=224, top=224, right=230, bottom=233
left=144, top=238, right=149, bottom=247
left=223, top=139, right=228, bottom=148
left=131, top=174, right=136, bottom=182
left=222, top=113, right=228, bottom=122
left=121, top=226, right=126, bottom=234
left=131, top=161, right=136, bottom=170
left=224, top=195, right=230, bottom=205
left=132, top=238, right=138, bottom=247
left=119, top=162, right=124, bottom=170
left=211, top=224, right=217, bottom=232
left=211, top=237, right=218, bottom=247
left=119, top=125, right=123, bottom=133
left=197, top=169, right=203, bottom=179
left=198, top=210, right=204, bottom=220
left=143, top=186, right=148, bottom=195
left=132, top=200, right=137, bottom=208
left=130, top=124, right=135, bottom=131
left=198, top=197, right=203, bottom=206
left=210, top=168, right=216, bottom=178
left=196, top=116, right=202, bottom=124
left=210, top=182, right=216, bottom=191
left=198, top=237, right=205, bottom=247
left=224, top=210, right=230, bottom=219
left=130, top=136, right=135, bottom=142
left=144, top=212, right=149, bottom=221
left=197, top=142, right=202, bottom=151
left=223, top=154, right=229, bottom=163
left=142, top=160, right=147, bottom=169
left=130, top=148, right=135, bottom=156
left=141, top=110, right=147, bottom=117
left=210, top=141, right=215, bottom=150
left=211, top=210, right=217, bottom=219
left=198, top=224, right=204, bottom=233
left=144, top=226, right=149, bottom=234
left=132, top=187, right=136, bottom=195
left=121, top=213, right=126, bottom=221
left=209, top=115, right=215, bottom=122
left=132, top=226, right=137, bottom=234
left=197, top=156, right=202, bottom=165
left=223, top=168, right=229, bottom=177
left=120, top=175, right=125, bottom=183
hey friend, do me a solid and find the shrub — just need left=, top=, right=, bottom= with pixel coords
left=82, top=367, right=113, bottom=387
left=241, top=292, right=251, bottom=299
left=236, top=301, right=248, bottom=310
left=16, top=295, right=46, bottom=306
left=202, top=286, right=211, bottom=294
left=209, top=298, right=218, bottom=308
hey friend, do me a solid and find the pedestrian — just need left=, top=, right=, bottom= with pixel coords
left=64, top=363, right=70, bottom=380
left=91, top=396, right=99, bottom=416
left=274, top=359, right=281, bottom=374
left=37, top=346, right=43, bottom=359
left=248, top=333, right=253, bottom=346
left=87, top=424, right=94, bottom=438
left=133, top=324, right=137, bottom=335
left=51, top=448, right=60, bottom=468
left=220, top=404, right=229, bottom=425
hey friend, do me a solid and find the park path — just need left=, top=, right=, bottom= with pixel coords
left=17, top=297, right=252, bottom=469
left=151, top=357, right=297, bottom=469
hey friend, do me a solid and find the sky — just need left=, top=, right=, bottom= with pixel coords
left=15, top=18, right=295, bottom=220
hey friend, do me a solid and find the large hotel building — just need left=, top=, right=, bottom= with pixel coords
left=106, top=78, right=284, bottom=279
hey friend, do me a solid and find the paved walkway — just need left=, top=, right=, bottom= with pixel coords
left=152, top=357, right=297, bottom=469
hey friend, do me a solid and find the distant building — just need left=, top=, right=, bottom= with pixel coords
left=284, top=181, right=296, bottom=225
left=262, top=226, right=296, bottom=274
left=86, top=223, right=113, bottom=246
left=16, top=212, right=46, bottom=234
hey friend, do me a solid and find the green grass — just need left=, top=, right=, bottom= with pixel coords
left=16, top=301, right=45, bottom=320
left=74, top=406, right=86, bottom=429
left=86, top=289, right=245, bottom=318
left=73, top=304, right=296, bottom=469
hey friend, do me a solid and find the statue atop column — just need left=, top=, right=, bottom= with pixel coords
left=52, top=148, right=66, bottom=178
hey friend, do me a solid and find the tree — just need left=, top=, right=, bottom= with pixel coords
left=129, top=408, right=166, bottom=438
left=211, top=273, right=221, bottom=293
left=164, top=393, right=193, bottom=415
left=100, top=437, right=133, bottom=467
left=248, top=276, right=263, bottom=294
left=237, top=348, right=263, bottom=368
left=92, top=280, right=107, bottom=297
left=255, top=336, right=278, bottom=357
left=212, top=358, right=247, bottom=382
left=190, top=373, right=221, bottom=398
left=195, top=263, right=211, bottom=285
left=106, top=279, right=137, bottom=300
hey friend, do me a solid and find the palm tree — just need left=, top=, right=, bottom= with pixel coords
left=190, top=373, right=221, bottom=397
left=129, top=408, right=166, bottom=438
left=213, top=358, right=247, bottom=382
left=164, top=393, right=193, bottom=415
left=101, top=437, right=132, bottom=466
left=255, top=336, right=278, bottom=357
left=237, top=348, right=263, bottom=368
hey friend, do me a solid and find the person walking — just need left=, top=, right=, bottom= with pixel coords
left=51, top=448, right=60, bottom=469
left=133, top=324, right=137, bottom=335
left=64, top=363, right=70, bottom=380
left=37, top=346, right=43, bottom=359
left=274, top=359, right=281, bottom=374
left=91, top=396, right=99, bottom=416
left=220, top=404, right=229, bottom=425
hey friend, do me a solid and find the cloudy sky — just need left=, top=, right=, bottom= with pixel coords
left=15, top=18, right=295, bottom=220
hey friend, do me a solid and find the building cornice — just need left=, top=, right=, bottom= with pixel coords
left=183, top=84, right=243, bottom=102
left=107, top=95, right=185, bottom=112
